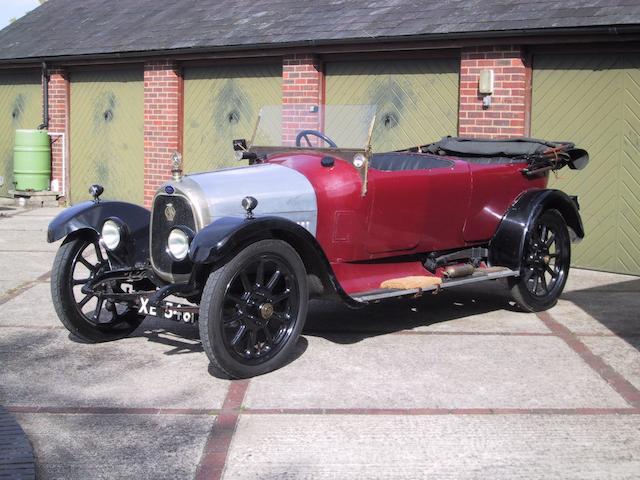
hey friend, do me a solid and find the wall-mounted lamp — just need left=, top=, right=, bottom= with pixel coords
left=479, top=69, right=494, bottom=109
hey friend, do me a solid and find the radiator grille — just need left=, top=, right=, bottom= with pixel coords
left=150, top=194, right=197, bottom=280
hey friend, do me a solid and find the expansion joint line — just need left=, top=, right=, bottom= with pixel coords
left=536, top=311, right=640, bottom=409
left=195, top=379, right=250, bottom=480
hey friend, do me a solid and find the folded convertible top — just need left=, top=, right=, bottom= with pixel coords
left=424, top=137, right=574, bottom=158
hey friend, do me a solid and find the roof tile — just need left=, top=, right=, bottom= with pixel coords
left=0, top=0, right=639, bottom=61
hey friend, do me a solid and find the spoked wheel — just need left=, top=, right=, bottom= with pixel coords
left=199, top=239, right=308, bottom=378
left=509, top=209, right=571, bottom=312
left=51, top=235, right=144, bottom=342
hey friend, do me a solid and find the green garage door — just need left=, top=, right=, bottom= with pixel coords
left=532, top=53, right=640, bottom=275
left=0, top=71, right=42, bottom=197
left=70, top=68, right=143, bottom=204
left=183, top=63, right=282, bottom=173
left=324, top=58, right=459, bottom=152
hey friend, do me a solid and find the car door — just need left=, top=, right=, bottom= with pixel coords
left=365, top=158, right=471, bottom=255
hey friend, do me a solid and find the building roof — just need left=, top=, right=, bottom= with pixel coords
left=1, top=0, right=640, bottom=62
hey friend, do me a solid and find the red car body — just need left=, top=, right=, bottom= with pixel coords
left=269, top=151, right=546, bottom=294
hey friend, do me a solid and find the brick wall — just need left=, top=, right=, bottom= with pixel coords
left=458, top=46, right=529, bottom=138
left=47, top=68, right=69, bottom=201
left=282, top=54, right=323, bottom=146
left=143, top=60, right=183, bottom=207
left=44, top=47, right=533, bottom=204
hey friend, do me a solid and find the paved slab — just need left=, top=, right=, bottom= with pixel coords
left=15, top=207, right=64, bottom=217
left=563, top=269, right=637, bottom=293
left=225, top=414, right=640, bottom=480
left=0, top=251, right=54, bottom=298
left=0, top=325, right=228, bottom=409
left=0, top=206, right=25, bottom=219
left=0, top=229, right=58, bottom=252
left=0, top=283, right=58, bottom=328
left=0, top=214, right=53, bottom=231
left=550, top=291, right=640, bottom=336
left=582, top=335, right=640, bottom=392
left=16, top=413, right=214, bottom=480
left=245, top=335, right=627, bottom=409
left=0, top=208, right=58, bottom=297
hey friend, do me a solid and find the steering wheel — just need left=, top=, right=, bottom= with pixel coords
left=295, top=130, right=338, bottom=148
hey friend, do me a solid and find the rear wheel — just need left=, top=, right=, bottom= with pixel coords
left=509, top=209, right=571, bottom=312
left=199, top=240, right=308, bottom=378
left=51, top=235, right=144, bottom=342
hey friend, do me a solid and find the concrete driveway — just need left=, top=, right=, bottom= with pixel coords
left=1, top=205, right=639, bottom=479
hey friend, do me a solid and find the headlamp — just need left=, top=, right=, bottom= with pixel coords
left=101, top=219, right=123, bottom=251
left=167, top=228, right=191, bottom=261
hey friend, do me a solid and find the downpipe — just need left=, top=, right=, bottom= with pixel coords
left=38, top=61, right=49, bottom=130
left=38, top=62, right=68, bottom=197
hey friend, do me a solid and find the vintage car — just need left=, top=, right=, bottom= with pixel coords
left=47, top=107, right=588, bottom=378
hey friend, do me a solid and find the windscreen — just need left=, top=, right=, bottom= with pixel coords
left=251, top=105, right=377, bottom=150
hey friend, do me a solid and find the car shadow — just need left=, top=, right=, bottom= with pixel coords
left=304, top=280, right=519, bottom=344
left=118, top=275, right=639, bottom=370
left=305, top=277, right=640, bottom=349
left=126, top=281, right=520, bottom=357
left=128, top=316, right=309, bottom=379
left=65, top=319, right=205, bottom=354
left=132, top=318, right=203, bottom=354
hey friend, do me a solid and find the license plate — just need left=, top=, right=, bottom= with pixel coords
left=137, top=296, right=197, bottom=323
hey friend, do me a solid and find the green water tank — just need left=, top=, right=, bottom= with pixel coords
left=13, top=129, right=51, bottom=191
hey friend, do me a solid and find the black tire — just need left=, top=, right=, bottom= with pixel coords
left=509, top=209, right=571, bottom=312
left=199, top=239, right=308, bottom=378
left=51, top=235, right=144, bottom=342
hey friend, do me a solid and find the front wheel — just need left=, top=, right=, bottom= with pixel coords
left=199, top=240, right=308, bottom=378
left=51, top=235, right=144, bottom=342
left=509, top=209, right=571, bottom=312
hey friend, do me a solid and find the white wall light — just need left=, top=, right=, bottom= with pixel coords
left=479, top=69, right=494, bottom=109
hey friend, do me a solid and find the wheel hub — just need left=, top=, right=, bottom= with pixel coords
left=529, top=242, right=550, bottom=268
left=259, top=302, right=274, bottom=320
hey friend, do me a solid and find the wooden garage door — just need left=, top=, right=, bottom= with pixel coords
left=532, top=53, right=640, bottom=275
left=70, top=68, right=144, bottom=204
left=324, top=58, right=459, bottom=152
left=0, top=71, right=42, bottom=197
left=183, top=63, right=282, bottom=173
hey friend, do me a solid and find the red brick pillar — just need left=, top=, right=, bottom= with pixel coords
left=282, top=54, right=324, bottom=146
left=47, top=68, right=69, bottom=202
left=143, top=60, right=183, bottom=207
left=458, top=46, right=530, bottom=138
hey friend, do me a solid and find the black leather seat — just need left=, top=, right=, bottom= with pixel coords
left=369, top=152, right=453, bottom=172
left=459, top=156, right=522, bottom=165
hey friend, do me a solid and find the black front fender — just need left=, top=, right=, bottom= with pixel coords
left=47, top=200, right=150, bottom=265
left=489, top=189, right=584, bottom=271
left=189, top=216, right=361, bottom=307
left=190, top=216, right=319, bottom=264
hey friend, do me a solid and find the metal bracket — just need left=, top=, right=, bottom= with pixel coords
left=424, top=247, right=489, bottom=273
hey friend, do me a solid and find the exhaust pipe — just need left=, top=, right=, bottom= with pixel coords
left=443, top=264, right=475, bottom=278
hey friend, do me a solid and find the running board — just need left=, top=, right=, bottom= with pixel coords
left=351, top=268, right=519, bottom=303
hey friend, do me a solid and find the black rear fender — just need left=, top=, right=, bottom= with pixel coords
left=489, top=189, right=584, bottom=271
left=47, top=201, right=150, bottom=266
